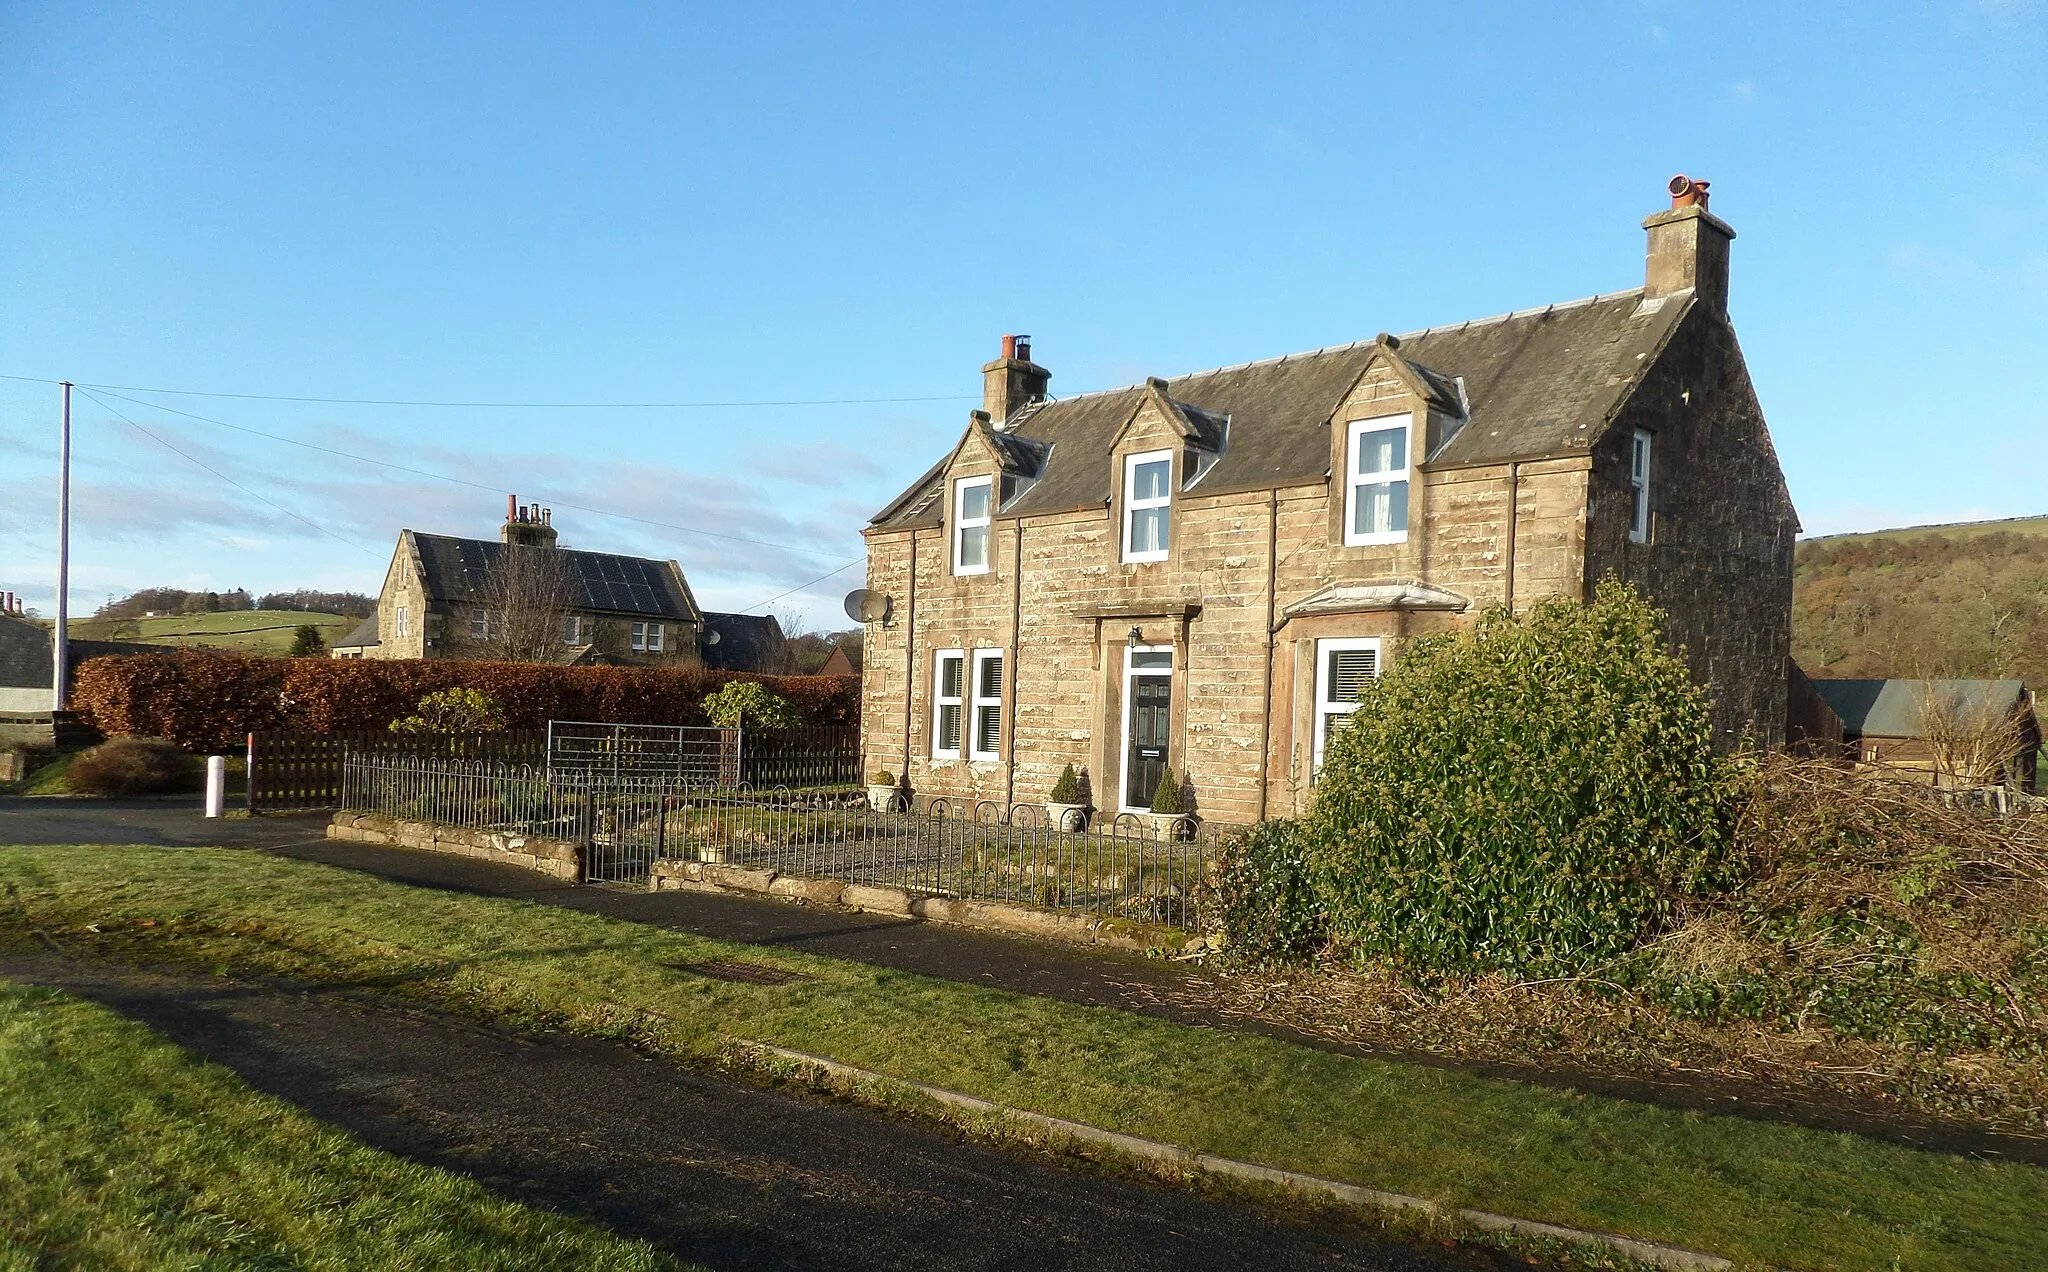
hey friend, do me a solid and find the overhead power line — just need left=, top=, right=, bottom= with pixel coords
left=76, top=387, right=381, bottom=559
left=0, top=370, right=971, bottom=410
left=83, top=387, right=856, bottom=563
left=736, top=558, right=864, bottom=616
left=84, top=385, right=866, bottom=617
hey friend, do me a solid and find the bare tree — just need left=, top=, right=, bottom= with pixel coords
left=1916, top=681, right=2030, bottom=790
left=472, top=544, right=578, bottom=663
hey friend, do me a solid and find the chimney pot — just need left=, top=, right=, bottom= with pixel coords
left=506, top=493, right=517, bottom=521
left=1643, top=174, right=1734, bottom=316
left=982, top=333, right=1050, bottom=424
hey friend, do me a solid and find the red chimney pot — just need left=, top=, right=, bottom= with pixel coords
left=1000, top=334, right=1017, bottom=360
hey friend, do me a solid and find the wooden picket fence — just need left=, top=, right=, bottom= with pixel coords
left=247, top=730, right=544, bottom=811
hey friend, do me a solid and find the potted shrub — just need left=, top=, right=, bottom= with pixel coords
left=866, top=770, right=900, bottom=813
left=1044, top=763, right=1089, bottom=832
left=1146, top=767, right=1194, bottom=840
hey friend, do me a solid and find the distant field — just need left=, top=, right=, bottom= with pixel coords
left=71, top=611, right=357, bottom=655
left=1802, top=513, right=2048, bottom=546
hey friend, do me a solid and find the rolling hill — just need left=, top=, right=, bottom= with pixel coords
left=1793, top=515, right=2048, bottom=691
left=69, top=611, right=358, bottom=657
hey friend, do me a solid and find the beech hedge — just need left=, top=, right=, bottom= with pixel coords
left=71, top=653, right=859, bottom=751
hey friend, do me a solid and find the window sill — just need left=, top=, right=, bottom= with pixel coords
left=1342, top=532, right=1410, bottom=548
left=1120, top=552, right=1170, bottom=565
left=951, top=566, right=991, bottom=578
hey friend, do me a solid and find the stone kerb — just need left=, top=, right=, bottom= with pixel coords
left=647, top=857, right=1181, bottom=952
left=327, top=812, right=582, bottom=882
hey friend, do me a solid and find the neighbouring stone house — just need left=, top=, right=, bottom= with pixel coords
left=339, top=499, right=788, bottom=672
left=860, top=177, right=1799, bottom=825
left=1812, top=678, right=2040, bottom=792
left=0, top=611, right=159, bottom=749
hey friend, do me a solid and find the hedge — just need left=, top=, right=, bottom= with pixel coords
left=71, top=653, right=860, bottom=751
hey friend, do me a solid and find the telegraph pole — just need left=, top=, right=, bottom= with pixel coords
left=53, top=380, right=71, bottom=711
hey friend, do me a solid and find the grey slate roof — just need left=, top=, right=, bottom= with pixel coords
left=873, top=289, right=1688, bottom=529
left=699, top=611, right=786, bottom=672
left=1, top=616, right=168, bottom=691
left=334, top=616, right=380, bottom=649
left=1812, top=679, right=2033, bottom=740
left=408, top=533, right=701, bottom=623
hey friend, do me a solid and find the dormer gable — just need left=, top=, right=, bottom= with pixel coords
left=1108, top=378, right=1229, bottom=491
left=1327, top=334, right=1468, bottom=465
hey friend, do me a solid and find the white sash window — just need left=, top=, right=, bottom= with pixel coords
left=969, top=649, right=1004, bottom=762
left=1629, top=429, right=1653, bottom=544
left=953, top=477, right=992, bottom=575
left=1344, top=415, right=1411, bottom=546
left=932, top=649, right=965, bottom=758
left=1313, top=637, right=1382, bottom=771
left=1121, top=450, right=1173, bottom=562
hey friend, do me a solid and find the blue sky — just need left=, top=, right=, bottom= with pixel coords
left=3, top=2, right=2044, bottom=628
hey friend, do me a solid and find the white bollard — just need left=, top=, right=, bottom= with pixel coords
left=204, top=755, right=226, bottom=818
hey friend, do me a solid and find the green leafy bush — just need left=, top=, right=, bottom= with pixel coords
left=1048, top=763, right=1082, bottom=804
left=389, top=688, right=506, bottom=735
left=287, top=624, right=326, bottom=657
left=1213, top=820, right=1325, bottom=965
left=66, top=738, right=198, bottom=796
left=1303, top=580, right=1738, bottom=978
left=702, top=681, right=800, bottom=730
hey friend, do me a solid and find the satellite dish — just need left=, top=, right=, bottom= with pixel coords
left=703, top=629, right=721, bottom=645
left=842, top=588, right=893, bottom=624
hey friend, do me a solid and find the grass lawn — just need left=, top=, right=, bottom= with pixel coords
left=2, top=751, right=84, bottom=797
left=0, top=976, right=684, bottom=1270
left=69, top=610, right=357, bottom=655
left=3, top=844, right=2044, bottom=1271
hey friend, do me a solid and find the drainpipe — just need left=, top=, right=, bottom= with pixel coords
left=1504, top=462, right=1520, bottom=612
left=901, top=532, right=917, bottom=782
left=1257, top=487, right=1279, bottom=822
left=1005, top=515, right=1023, bottom=807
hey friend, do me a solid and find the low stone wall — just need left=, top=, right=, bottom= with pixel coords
left=648, top=858, right=1191, bottom=954
left=327, top=812, right=583, bottom=882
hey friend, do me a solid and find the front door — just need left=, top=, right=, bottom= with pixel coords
left=1124, top=647, right=1174, bottom=809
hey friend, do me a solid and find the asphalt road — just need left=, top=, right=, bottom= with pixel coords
left=0, top=948, right=1503, bottom=1271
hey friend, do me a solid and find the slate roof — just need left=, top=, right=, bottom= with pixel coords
left=0, top=616, right=168, bottom=691
left=1812, top=679, right=2034, bottom=740
left=334, top=616, right=380, bottom=649
left=407, top=533, right=701, bottom=623
left=700, top=611, right=787, bottom=672
left=872, top=289, right=1689, bottom=529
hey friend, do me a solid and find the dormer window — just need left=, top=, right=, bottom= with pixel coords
left=1343, top=414, right=1411, bottom=546
left=1122, top=450, right=1173, bottom=563
left=953, top=476, right=992, bottom=575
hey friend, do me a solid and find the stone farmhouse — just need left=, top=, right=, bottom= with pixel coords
left=336, top=498, right=790, bottom=672
left=860, top=177, right=1799, bottom=826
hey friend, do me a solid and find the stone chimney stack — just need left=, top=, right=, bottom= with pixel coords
left=500, top=495, right=559, bottom=548
left=982, top=334, right=1050, bottom=426
left=1643, top=174, right=1736, bottom=316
